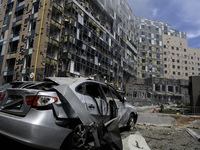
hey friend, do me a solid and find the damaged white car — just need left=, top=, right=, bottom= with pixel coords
left=0, top=77, right=138, bottom=150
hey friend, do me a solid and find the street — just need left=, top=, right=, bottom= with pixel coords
left=0, top=105, right=200, bottom=150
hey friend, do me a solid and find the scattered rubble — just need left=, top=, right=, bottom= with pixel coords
left=187, top=128, right=200, bottom=141
left=122, top=131, right=151, bottom=150
left=121, top=112, right=200, bottom=150
left=121, top=125, right=200, bottom=150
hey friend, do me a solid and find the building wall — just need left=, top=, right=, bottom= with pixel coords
left=0, top=0, right=138, bottom=89
left=126, top=77, right=189, bottom=104
left=56, top=0, right=138, bottom=89
left=163, top=34, right=200, bottom=80
left=0, top=0, right=52, bottom=85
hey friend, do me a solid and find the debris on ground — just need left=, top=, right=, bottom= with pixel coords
left=121, top=124, right=200, bottom=150
left=122, top=131, right=151, bottom=150
left=187, top=128, right=200, bottom=141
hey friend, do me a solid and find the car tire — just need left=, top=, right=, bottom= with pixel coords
left=126, top=114, right=135, bottom=131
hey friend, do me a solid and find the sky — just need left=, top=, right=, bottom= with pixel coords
left=126, top=0, right=200, bottom=49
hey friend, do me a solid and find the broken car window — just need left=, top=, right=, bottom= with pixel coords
left=109, top=86, right=122, bottom=102
left=101, top=85, right=113, bottom=102
left=76, top=83, right=86, bottom=94
left=85, top=83, right=103, bottom=99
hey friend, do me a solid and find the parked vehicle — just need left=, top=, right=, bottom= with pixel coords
left=0, top=77, right=137, bottom=149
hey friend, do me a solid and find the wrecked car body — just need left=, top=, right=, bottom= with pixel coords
left=0, top=77, right=138, bottom=149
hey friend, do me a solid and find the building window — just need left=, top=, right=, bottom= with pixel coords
left=0, top=31, right=5, bottom=40
left=168, top=86, right=173, bottom=92
left=184, top=49, right=187, bottom=52
left=185, top=67, right=188, bottom=70
left=142, top=66, right=145, bottom=70
left=165, top=70, right=167, bottom=74
left=178, top=72, right=180, bottom=75
left=173, top=65, right=175, bottom=69
left=29, top=19, right=36, bottom=32
left=173, top=71, right=176, bottom=75
left=142, top=59, right=146, bottom=63
left=185, top=73, right=188, bottom=76
left=32, top=1, right=39, bottom=14
left=171, top=46, right=174, bottom=50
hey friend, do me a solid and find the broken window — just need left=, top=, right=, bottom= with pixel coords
left=29, top=19, right=36, bottom=32
left=8, top=41, right=18, bottom=53
left=32, top=1, right=39, bottom=14
left=23, top=55, right=31, bottom=69
left=6, top=2, right=13, bottom=14
left=12, top=25, right=21, bottom=37
left=155, top=84, right=160, bottom=91
left=85, top=83, right=103, bottom=99
left=0, top=31, right=4, bottom=40
left=168, top=86, right=173, bottom=92
left=3, top=16, right=8, bottom=25
left=101, top=85, right=113, bottom=101
left=109, top=86, right=122, bottom=102
left=15, top=9, right=24, bottom=18
left=17, top=0, right=25, bottom=4
left=6, top=58, right=15, bottom=72
left=26, top=37, right=34, bottom=49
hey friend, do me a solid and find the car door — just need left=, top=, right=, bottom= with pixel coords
left=108, top=85, right=129, bottom=127
left=83, top=82, right=107, bottom=123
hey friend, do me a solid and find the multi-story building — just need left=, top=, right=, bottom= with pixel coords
left=137, top=17, right=199, bottom=79
left=137, top=17, right=200, bottom=80
left=137, top=18, right=166, bottom=78
left=126, top=77, right=189, bottom=104
left=163, top=34, right=200, bottom=80
left=0, top=0, right=138, bottom=89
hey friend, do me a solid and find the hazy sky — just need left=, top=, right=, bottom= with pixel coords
left=126, top=0, right=200, bottom=49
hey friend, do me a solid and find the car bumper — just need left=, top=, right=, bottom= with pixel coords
left=0, top=109, right=73, bottom=150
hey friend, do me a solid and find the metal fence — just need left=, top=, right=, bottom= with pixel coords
left=179, top=106, right=200, bottom=115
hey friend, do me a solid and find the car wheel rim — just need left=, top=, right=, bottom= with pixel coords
left=73, top=124, right=87, bottom=148
left=129, top=117, right=135, bottom=130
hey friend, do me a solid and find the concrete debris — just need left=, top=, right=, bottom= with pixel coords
left=122, top=131, right=151, bottom=150
left=187, top=128, right=200, bottom=141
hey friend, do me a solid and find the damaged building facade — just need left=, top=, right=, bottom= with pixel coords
left=137, top=17, right=187, bottom=79
left=135, top=17, right=200, bottom=104
left=126, top=77, right=189, bottom=104
left=0, top=0, right=138, bottom=89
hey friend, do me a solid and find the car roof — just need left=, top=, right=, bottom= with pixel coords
left=44, top=77, right=108, bottom=86
left=44, top=77, right=90, bottom=85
